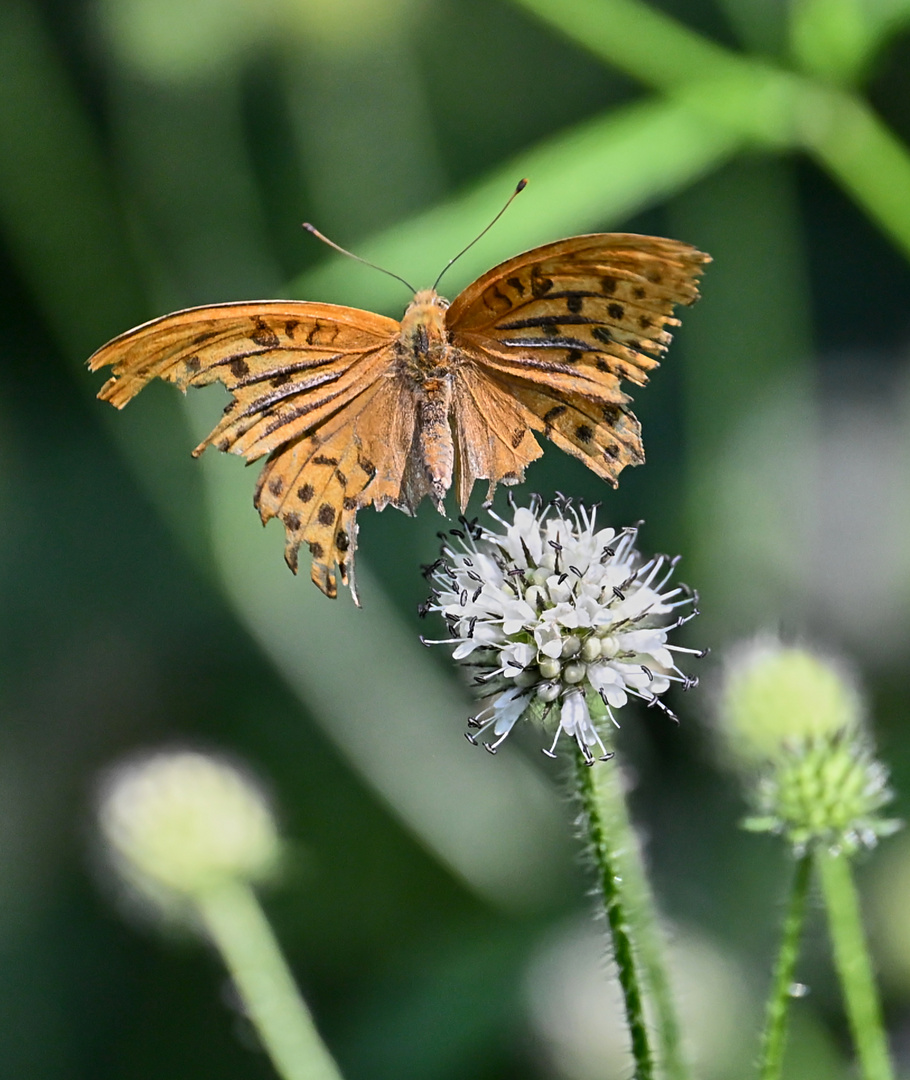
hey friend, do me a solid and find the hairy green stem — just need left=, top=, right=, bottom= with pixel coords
left=815, top=850, right=894, bottom=1080
left=196, top=882, right=346, bottom=1080
left=574, top=748, right=656, bottom=1080
left=589, top=757, right=690, bottom=1080
left=758, top=853, right=812, bottom=1080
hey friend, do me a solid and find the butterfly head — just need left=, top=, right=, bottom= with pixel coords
left=408, top=288, right=450, bottom=312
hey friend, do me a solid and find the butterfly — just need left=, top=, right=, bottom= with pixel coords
left=89, top=227, right=709, bottom=604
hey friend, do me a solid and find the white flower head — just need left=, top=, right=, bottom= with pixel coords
left=421, top=496, right=705, bottom=763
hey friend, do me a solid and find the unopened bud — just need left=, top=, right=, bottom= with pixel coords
left=98, top=750, right=280, bottom=906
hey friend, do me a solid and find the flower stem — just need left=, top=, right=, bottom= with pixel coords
left=195, top=881, right=346, bottom=1080
left=592, top=754, right=690, bottom=1080
left=574, top=747, right=656, bottom=1080
left=815, top=850, right=894, bottom=1080
left=758, top=852, right=812, bottom=1080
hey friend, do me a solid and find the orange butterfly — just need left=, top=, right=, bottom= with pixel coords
left=89, top=220, right=709, bottom=604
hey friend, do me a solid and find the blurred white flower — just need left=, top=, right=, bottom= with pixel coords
left=524, top=918, right=754, bottom=1080
left=421, top=497, right=704, bottom=761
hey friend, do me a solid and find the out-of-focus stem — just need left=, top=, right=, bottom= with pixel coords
left=815, top=850, right=894, bottom=1080
left=197, top=881, right=346, bottom=1080
left=799, top=87, right=910, bottom=264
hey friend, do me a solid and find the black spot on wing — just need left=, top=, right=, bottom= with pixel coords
left=250, top=320, right=280, bottom=348
left=530, top=270, right=554, bottom=298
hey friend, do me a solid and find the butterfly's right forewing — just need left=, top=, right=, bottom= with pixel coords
left=447, top=233, right=709, bottom=490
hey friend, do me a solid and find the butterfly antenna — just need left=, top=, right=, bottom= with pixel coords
left=432, top=178, right=528, bottom=292
left=302, top=223, right=417, bottom=294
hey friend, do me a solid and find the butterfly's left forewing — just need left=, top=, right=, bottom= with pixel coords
left=447, top=234, right=709, bottom=489
left=89, top=300, right=401, bottom=601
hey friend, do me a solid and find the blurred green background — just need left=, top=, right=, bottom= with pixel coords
left=3, top=0, right=910, bottom=1077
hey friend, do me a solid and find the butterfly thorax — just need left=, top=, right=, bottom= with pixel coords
left=397, top=289, right=453, bottom=381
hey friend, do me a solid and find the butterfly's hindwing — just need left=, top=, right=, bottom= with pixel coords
left=451, top=363, right=544, bottom=508
left=255, top=416, right=370, bottom=601
left=507, top=383, right=644, bottom=486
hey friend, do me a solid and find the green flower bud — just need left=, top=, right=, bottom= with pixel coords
left=718, top=638, right=899, bottom=855
left=99, top=750, right=281, bottom=907
left=718, top=637, right=861, bottom=763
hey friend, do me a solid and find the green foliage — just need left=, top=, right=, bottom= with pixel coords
left=1, top=0, right=910, bottom=1077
